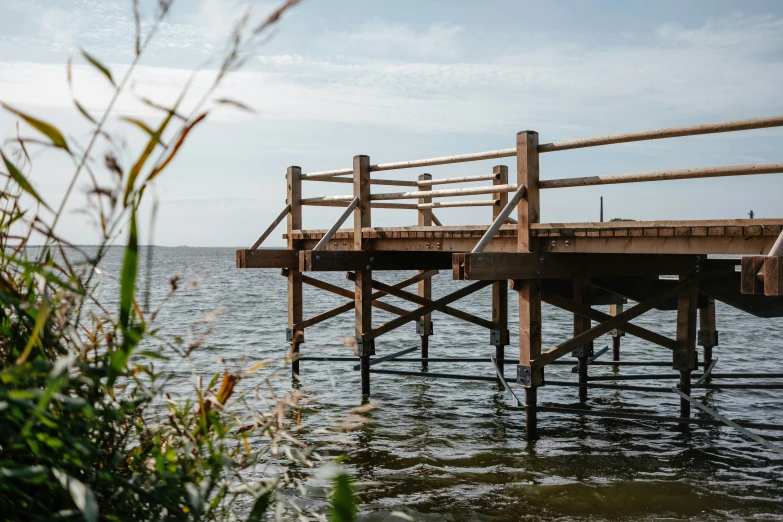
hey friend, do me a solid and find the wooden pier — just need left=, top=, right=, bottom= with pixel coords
left=237, top=116, right=783, bottom=445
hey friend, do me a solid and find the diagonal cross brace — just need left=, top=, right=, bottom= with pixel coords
left=295, top=270, right=438, bottom=330
left=346, top=272, right=494, bottom=330
left=368, top=280, right=493, bottom=340
left=532, top=273, right=707, bottom=368
left=300, top=274, right=408, bottom=316
left=542, top=290, right=677, bottom=350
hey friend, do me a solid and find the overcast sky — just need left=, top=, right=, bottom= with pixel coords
left=1, top=0, right=782, bottom=246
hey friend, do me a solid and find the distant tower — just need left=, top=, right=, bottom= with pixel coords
left=600, top=197, right=604, bottom=222
left=749, top=210, right=755, bottom=219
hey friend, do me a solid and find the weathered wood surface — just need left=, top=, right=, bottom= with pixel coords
left=237, top=249, right=297, bottom=269
left=301, top=250, right=453, bottom=271
left=455, top=252, right=733, bottom=280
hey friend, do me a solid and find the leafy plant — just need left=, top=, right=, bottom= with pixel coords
left=0, top=1, right=359, bottom=520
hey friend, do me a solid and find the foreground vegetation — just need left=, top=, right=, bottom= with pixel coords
left=0, top=1, right=360, bottom=520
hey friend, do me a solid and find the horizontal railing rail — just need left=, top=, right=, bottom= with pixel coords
left=299, top=115, right=783, bottom=179
left=415, top=173, right=500, bottom=186
left=370, top=184, right=517, bottom=201
left=540, top=162, right=783, bottom=189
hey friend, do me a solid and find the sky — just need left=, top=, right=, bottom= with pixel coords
left=1, top=0, right=782, bottom=247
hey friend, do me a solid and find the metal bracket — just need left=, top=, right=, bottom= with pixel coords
left=354, top=338, right=376, bottom=357
left=608, top=328, right=625, bottom=338
left=517, top=365, right=532, bottom=387
left=698, top=330, right=719, bottom=347
left=672, top=350, right=696, bottom=371
left=286, top=328, right=304, bottom=343
left=489, top=329, right=510, bottom=347
left=416, top=320, right=433, bottom=336
left=571, top=345, right=594, bottom=358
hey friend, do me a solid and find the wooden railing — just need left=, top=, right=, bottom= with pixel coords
left=249, top=114, right=783, bottom=251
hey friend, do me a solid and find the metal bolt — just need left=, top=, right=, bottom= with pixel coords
left=333, top=242, right=337, bottom=249
left=477, top=256, right=483, bottom=263
left=426, top=243, right=430, bottom=248
left=565, top=240, right=571, bottom=247
left=436, top=242, right=441, bottom=248
left=539, top=256, right=546, bottom=263
left=369, top=256, right=374, bottom=262
left=249, top=251, right=254, bottom=256
left=551, top=240, right=557, bottom=247
left=315, top=255, right=320, bottom=261
left=695, top=266, right=701, bottom=273
left=695, top=255, right=701, bottom=263
left=365, top=264, right=372, bottom=270
left=534, top=268, right=541, bottom=276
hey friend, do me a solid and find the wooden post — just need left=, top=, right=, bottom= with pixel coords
left=573, top=277, right=593, bottom=403
left=492, top=166, right=509, bottom=375
left=418, top=174, right=433, bottom=370
left=287, top=166, right=304, bottom=379
left=674, top=279, right=698, bottom=418
left=610, top=303, right=624, bottom=361
left=698, top=297, right=718, bottom=369
left=353, top=155, right=373, bottom=395
left=516, top=131, right=542, bottom=441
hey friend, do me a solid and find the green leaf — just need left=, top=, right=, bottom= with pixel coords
left=81, top=49, right=116, bottom=87
left=52, top=469, right=99, bottom=522
left=121, top=117, right=164, bottom=146
left=1, top=104, right=70, bottom=152
left=146, top=112, right=207, bottom=183
left=0, top=148, right=52, bottom=211
left=330, top=474, right=356, bottom=522
left=74, top=100, right=97, bottom=125
left=119, top=205, right=138, bottom=331
left=246, top=490, right=272, bottom=522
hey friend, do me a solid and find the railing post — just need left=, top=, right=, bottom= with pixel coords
left=573, top=277, right=593, bottom=403
left=418, top=173, right=433, bottom=371
left=492, top=166, right=509, bottom=377
left=674, top=279, right=699, bottom=418
left=286, top=166, right=304, bottom=380
left=698, top=297, right=718, bottom=371
left=353, top=155, right=373, bottom=395
left=516, top=131, right=542, bottom=441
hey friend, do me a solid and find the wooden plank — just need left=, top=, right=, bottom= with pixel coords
left=353, top=154, right=373, bottom=394
left=673, top=279, right=698, bottom=371
left=459, top=252, right=715, bottom=280
left=573, top=277, right=592, bottom=402
left=347, top=273, right=494, bottom=330
left=286, top=166, right=303, bottom=375
left=236, top=249, right=297, bottom=269
left=301, top=250, right=453, bottom=271
left=531, top=273, right=707, bottom=368
left=542, top=291, right=675, bottom=350
left=368, top=280, right=492, bottom=340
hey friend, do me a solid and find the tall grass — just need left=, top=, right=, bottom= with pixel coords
left=0, top=1, right=360, bottom=520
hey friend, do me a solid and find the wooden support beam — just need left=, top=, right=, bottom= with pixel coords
left=572, top=277, right=593, bottom=403
left=541, top=290, right=677, bottom=350
left=517, top=130, right=541, bottom=441
left=354, top=154, right=373, bottom=395
left=529, top=273, right=707, bottom=369
left=610, top=303, right=624, bottom=361
left=674, top=277, right=699, bottom=418
left=368, top=280, right=493, bottom=341
left=301, top=250, right=452, bottom=271
left=236, top=249, right=297, bottom=269
left=346, top=273, right=494, bottom=330
left=458, top=252, right=713, bottom=280
left=418, top=173, right=433, bottom=370
left=764, top=256, right=783, bottom=295
left=492, top=165, right=510, bottom=369
left=295, top=270, right=437, bottom=330
left=698, top=297, right=717, bottom=369
left=287, top=166, right=303, bottom=377
left=741, top=256, right=767, bottom=295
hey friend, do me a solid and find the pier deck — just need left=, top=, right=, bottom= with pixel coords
left=237, top=115, right=783, bottom=445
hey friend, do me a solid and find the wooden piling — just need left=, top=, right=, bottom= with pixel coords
left=418, top=174, right=433, bottom=371
left=287, top=166, right=303, bottom=378
left=573, top=277, right=593, bottom=402
left=517, top=131, right=542, bottom=441
left=675, top=279, right=699, bottom=418
left=610, top=303, right=624, bottom=361
left=492, top=166, right=509, bottom=375
left=354, top=155, right=373, bottom=395
left=699, top=297, right=717, bottom=369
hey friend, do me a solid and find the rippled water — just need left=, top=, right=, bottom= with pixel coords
left=94, top=247, right=783, bottom=520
